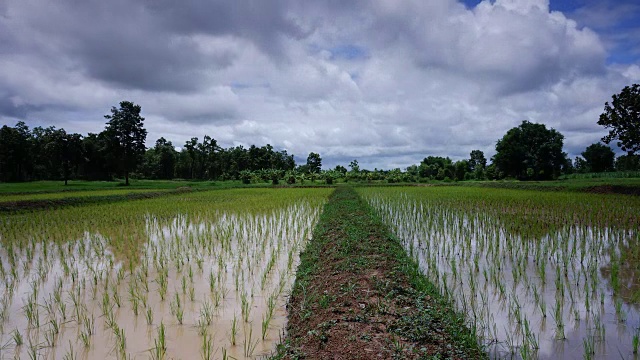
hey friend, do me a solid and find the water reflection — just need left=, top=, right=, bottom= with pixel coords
left=365, top=191, right=639, bottom=359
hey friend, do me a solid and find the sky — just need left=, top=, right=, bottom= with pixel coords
left=1, top=0, right=639, bottom=170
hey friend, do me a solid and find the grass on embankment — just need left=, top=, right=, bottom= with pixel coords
left=456, top=177, right=640, bottom=195
left=0, top=187, right=198, bottom=213
left=0, top=179, right=269, bottom=195
left=273, top=186, right=485, bottom=359
left=0, top=179, right=299, bottom=212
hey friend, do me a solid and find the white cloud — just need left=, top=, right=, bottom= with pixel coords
left=0, top=0, right=637, bottom=170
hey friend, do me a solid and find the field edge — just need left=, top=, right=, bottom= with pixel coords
left=271, top=186, right=486, bottom=359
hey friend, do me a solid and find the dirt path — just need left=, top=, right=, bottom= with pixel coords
left=273, top=186, right=484, bottom=359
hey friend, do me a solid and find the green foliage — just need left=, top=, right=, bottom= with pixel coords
left=306, top=152, right=322, bottom=174
left=580, top=143, right=615, bottom=173
left=598, top=84, right=640, bottom=155
left=616, top=154, right=640, bottom=171
left=104, top=101, right=148, bottom=185
left=493, top=120, right=566, bottom=180
left=419, top=156, right=454, bottom=180
left=469, top=150, right=487, bottom=172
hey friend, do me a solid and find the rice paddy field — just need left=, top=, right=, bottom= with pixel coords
left=0, top=188, right=331, bottom=359
left=0, top=189, right=171, bottom=203
left=358, top=186, right=640, bottom=359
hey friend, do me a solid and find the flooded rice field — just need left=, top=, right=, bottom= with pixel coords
left=360, top=186, right=640, bottom=359
left=0, top=188, right=330, bottom=359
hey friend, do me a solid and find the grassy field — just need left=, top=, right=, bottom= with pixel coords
left=0, top=188, right=171, bottom=202
left=458, top=177, right=640, bottom=193
left=359, top=186, right=640, bottom=359
left=0, top=179, right=264, bottom=195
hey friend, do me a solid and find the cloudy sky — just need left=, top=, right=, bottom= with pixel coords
left=1, top=0, right=639, bottom=169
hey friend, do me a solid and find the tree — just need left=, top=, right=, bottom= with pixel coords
left=492, top=120, right=565, bottom=180
left=468, top=150, right=487, bottom=172
left=0, top=123, right=31, bottom=181
left=574, top=156, right=588, bottom=173
left=454, top=160, right=470, bottom=181
left=598, top=84, right=640, bottom=155
left=349, top=159, right=360, bottom=173
left=616, top=154, right=640, bottom=171
left=104, top=101, right=147, bottom=185
left=52, top=131, right=83, bottom=185
left=581, top=143, right=615, bottom=173
left=306, top=152, right=322, bottom=173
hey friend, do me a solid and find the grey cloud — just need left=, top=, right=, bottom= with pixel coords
left=2, top=0, right=305, bottom=93
left=0, top=0, right=636, bottom=170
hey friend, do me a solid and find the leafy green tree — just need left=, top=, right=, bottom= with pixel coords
left=469, top=150, right=487, bottom=172
left=573, top=156, right=588, bottom=173
left=322, top=170, right=339, bottom=184
left=142, top=137, right=177, bottom=179
left=419, top=156, right=453, bottom=180
left=598, top=84, right=640, bottom=155
left=104, top=101, right=147, bottom=185
left=615, top=154, right=640, bottom=171
left=454, top=160, right=470, bottom=181
left=306, top=152, right=322, bottom=173
left=492, top=120, right=565, bottom=180
left=52, top=131, right=83, bottom=185
left=334, top=165, right=347, bottom=174
left=348, top=159, right=360, bottom=173
left=81, top=132, right=111, bottom=180
left=485, top=163, right=498, bottom=180
left=0, top=122, right=32, bottom=181
left=581, top=143, right=615, bottom=173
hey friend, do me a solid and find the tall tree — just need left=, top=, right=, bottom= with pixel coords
left=104, top=101, right=147, bottom=185
left=581, top=143, right=615, bottom=173
left=306, top=152, right=322, bottom=173
left=598, top=84, right=640, bottom=155
left=616, top=154, right=640, bottom=171
left=492, top=120, right=565, bottom=180
left=46, top=129, right=84, bottom=185
left=154, top=137, right=177, bottom=180
left=468, top=150, right=487, bottom=171
left=0, top=122, right=32, bottom=181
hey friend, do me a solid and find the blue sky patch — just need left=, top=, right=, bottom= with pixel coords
left=329, top=45, right=369, bottom=61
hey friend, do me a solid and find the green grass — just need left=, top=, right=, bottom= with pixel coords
left=453, top=177, right=640, bottom=193
left=274, top=186, right=485, bottom=358
left=0, top=179, right=270, bottom=195
left=559, top=171, right=640, bottom=179
left=0, top=189, right=170, bottom=202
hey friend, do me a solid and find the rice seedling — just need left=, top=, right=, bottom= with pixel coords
left=230, top=314, right=238, bottom=346
left=201, top=331, right=215, bottom=360
left=12, top=329, right=22, bottom=347
left=0, top=187, right=329, bottom=358
left=243, top=325, right=258, bottom=357
left=151, top=322, right=167, bottom=360
left=146, top=307, right=153, bottom=325
left=359, top=186, right=640, bottom=358
left=170, top=292, right=184, bottom=325
left=62, top=340, right=77, bottom=360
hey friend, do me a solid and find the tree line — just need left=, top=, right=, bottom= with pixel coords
left=0, top=101, right=300, bottom=184
left=1, top=84, right=639, bottom=184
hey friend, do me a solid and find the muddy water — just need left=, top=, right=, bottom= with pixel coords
left=366, top=194, right=640, bottom=360
left=0, top=201, right=322, bottom=359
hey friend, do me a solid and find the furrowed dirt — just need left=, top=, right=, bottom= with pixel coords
left=273, top=186, right=485, bottom=359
